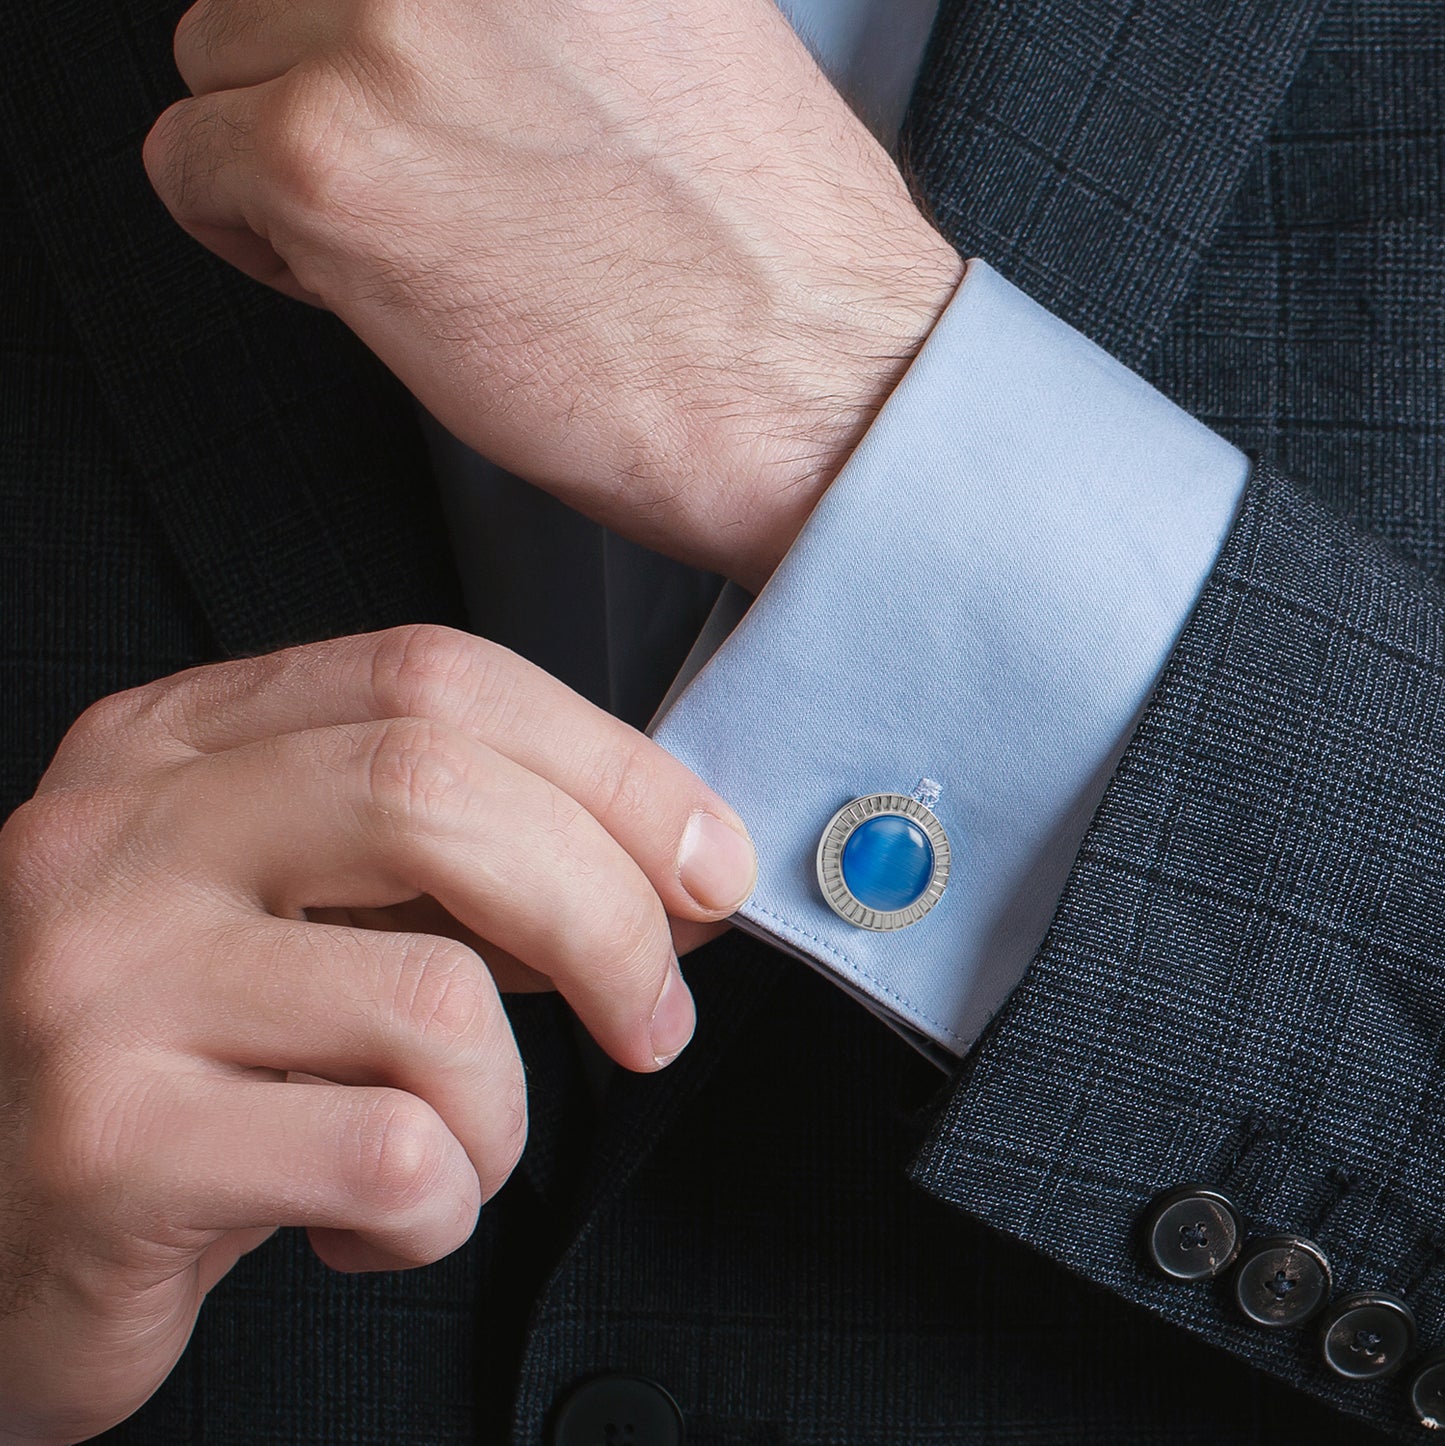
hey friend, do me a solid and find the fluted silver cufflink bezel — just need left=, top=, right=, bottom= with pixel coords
left=815, top=792, right=950, bottom=931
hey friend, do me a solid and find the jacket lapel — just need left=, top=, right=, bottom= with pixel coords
left=903, top=0, right=1332, bottom=372
left=0, top=0, right=464, bottom=658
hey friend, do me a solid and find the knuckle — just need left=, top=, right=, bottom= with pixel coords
left=345, top=0, right=434, bottom=115
left=0, top=795, right=92, bottom=913
left=157, top=651, right=293, bottom=751
left=147, top=97, right=252, bottom=216
left=544, top=786, right=588, bottom=845
left=362, top=717, right=470, bottom=835
left=372, top=624, right=492, bottom=723
left=172, top=0, right=215, bottom=72
left=59, top=689, right=144, bottom=761
left=351, top=1096, right=450, bottom=1214
left=351, top=0, right=424, bottom=60
left=589, top=734, right=658, bottom=833
left=175, top=0, right=292, bottom=71
left=174, top=0, right=254, bottom=69
left=51, top=659, right=267, bottom=772
left=253, top=68, right=362, bottom=216
left=390, top=936, right=490, bottom=1054
left=141, top=100, right=189, bottom=200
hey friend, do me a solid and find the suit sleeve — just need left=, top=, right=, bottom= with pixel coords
left=909, top=458, right=1445, bottom=1440
left=651, top=261, right=1445, bottom=1438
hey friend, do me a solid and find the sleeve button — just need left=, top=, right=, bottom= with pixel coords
left=1408, top=1349, right=1445, bottom=1429
left=1320, top=1292, right=1417, bottom=1380
left=1231, top=1235, right=1332, bottom=1328
left=1142, top=1186, right=1242, bottom=1281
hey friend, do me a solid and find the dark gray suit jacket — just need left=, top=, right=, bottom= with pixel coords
left=1, top=0, right=1439, bottom=1439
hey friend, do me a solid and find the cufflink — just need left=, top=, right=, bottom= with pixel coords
left=815, top=792, right=950, bottom=931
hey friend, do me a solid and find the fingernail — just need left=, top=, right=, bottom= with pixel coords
left=650, top=965, right=695, bottom=1067
left=678, top=811, right=757, bottom=913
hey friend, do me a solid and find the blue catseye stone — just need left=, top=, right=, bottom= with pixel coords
left=841, top=815, right=934, bottom=912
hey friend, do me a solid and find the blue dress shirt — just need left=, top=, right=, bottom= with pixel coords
left=651, top=260, right=1246, bottom=1062
left=428, top=0, right=1250, bottom=1063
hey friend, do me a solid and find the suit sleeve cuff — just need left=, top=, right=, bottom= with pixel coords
left=651, top=258, right=1249, bottom=1062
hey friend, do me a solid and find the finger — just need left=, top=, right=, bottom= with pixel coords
left=178, top=916, right=526, bottom=1198
left=305, top=901, right=729, bottom=986
left=277, top=1076, right=415, bottom=1271
left=117, top=626, right=758, bottom=920
left=183, top=219, right=325, bottom=303
left=305, top=898, right=553, bottom=992
left=171, top=718, right=689, bottom=1070
left=304, top=1221, right=426, bottom=1274
left=671, top=918, right=731, bottom=957
left=142, top=81, right=332, bottom=301
left=174, top=0, right=323, bottom=96
left=130, top=1076, right=485, bottom=1270
left=143, top=86, right=264, bottom=240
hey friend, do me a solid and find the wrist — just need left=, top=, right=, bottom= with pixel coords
left=666, top=226, right=965, bottom=594
left=745, top=233, right=965, bottom=592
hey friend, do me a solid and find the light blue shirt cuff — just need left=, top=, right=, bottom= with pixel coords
left=651, top=258, right=1249, bottom=1064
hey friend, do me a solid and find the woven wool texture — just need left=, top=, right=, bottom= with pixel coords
left=1, top=0, right=1441, bottom=1440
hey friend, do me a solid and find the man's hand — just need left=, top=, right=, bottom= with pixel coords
left=142, top=0, right=963, bottom=592
left=0, top=626, right=755, bottom=1443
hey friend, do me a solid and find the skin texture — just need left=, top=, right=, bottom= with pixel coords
left=0, top=627, right=755, bottom=1441
left=0, top=1, right=962, bottom=1438
left=143, top=0, right=964, bottom=591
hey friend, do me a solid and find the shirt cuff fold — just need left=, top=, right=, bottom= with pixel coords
left=651, top=258, right=1249, bottom=1062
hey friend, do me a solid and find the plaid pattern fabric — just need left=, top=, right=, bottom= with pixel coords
left=902, top=0, right=1331, bottom=371
left=907, top=1, right=1445, bottom=1438
left=914, top=464, right=1445, bottom=1441
left=0, top=0, right=1439, bottom=1440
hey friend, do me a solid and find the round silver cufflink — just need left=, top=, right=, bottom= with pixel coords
left=815, top=792, right=950, bottom=931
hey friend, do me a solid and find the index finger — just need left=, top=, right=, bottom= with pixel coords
left=101, top=626, right=759, bottom=920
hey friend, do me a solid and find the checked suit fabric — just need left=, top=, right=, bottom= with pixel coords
left=0, top=0, right=1442, bottom=1439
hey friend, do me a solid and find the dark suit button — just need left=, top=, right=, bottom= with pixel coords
left=1231, top=1235, right=1332, bottom=1328
left=1143, top=1186, right=1242, bottom=1281
left=551, top=1373, right=685, bottom=1446
left=1320, top=1292, right=1417, bottom=1380
left=1408, top=1349, right=1445, bottom=1428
